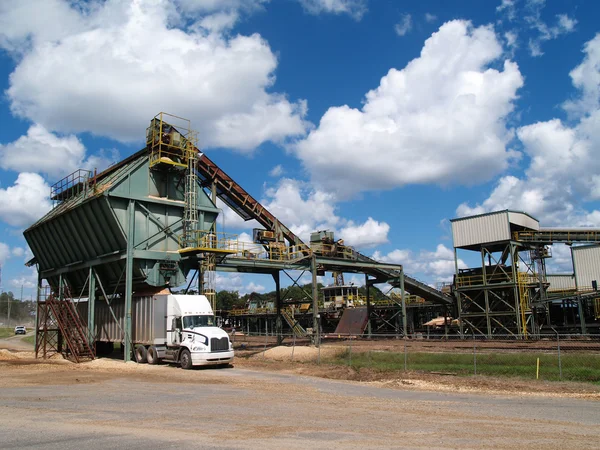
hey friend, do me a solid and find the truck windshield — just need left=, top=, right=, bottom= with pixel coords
left=183, top=315, right=215, bottom=328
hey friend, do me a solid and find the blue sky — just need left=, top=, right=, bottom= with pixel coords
left=1, top=0, right=599, bottom=298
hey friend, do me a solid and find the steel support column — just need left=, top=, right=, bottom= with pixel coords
left=124, top=200, right=135, bottom=362
left=273, top=271, right=282, bottom=345
left=311, top=254, right=320, bottom=347
left=34, top=270, right=42, bottom=356
left=88, top=266, right=96, bottom=344
left=365, top=274, right=372, bottom=337
left=577, top=296, right=588, bottom=335
left=400, top=269, right=407, bottom=338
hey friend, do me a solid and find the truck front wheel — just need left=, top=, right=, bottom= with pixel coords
left=180, top=349, right=192, bottom=370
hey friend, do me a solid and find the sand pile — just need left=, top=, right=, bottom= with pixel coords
left=255, top=345, right=344, bottom=362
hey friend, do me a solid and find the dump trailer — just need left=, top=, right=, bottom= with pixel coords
left=80, top=294, right=234, bottom=369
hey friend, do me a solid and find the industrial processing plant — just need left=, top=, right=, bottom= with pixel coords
left=23, top=114, right=600, bottom=364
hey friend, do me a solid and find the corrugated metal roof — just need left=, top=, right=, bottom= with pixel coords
left=450, top=209, right=539, bottom=223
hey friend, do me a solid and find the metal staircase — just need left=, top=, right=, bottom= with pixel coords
left=46, top=290, right=95, bottom=362
left=281, top=308, right=308, bottom=337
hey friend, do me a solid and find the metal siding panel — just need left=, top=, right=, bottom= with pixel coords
left=573, top=246, right=600, bottom=290
left=507, top=212, right=540, bottom=231
left=452, top=212, right=510, bottom=248
left=546, top=274, right=576, bottom=291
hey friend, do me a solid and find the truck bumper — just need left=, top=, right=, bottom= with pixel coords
left=191, top=350, right=234, bottom=366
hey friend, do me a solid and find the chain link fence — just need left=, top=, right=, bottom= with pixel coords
left=232, top=332, right=600, bottom=384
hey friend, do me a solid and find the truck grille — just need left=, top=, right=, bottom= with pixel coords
left=210, top=337, right=229, bottom=352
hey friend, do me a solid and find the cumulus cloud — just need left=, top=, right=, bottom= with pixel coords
left=338, top=217, right=389, bottom=248
left=298, top=0, right=367, bottom=20
left=294, top=20, right=523, bottom=196
left=457, top=34, right=600, bottom=227
left=215, top=272, right=266, bottom=294
left=0, top=0, right=309, bottom=152
left=373, top=244, right=467, bottom=283
left=0, top=125, right=118, bottom=179
left=394, top=14, right=412, bottom=36
left=261, top=178, right=339, bottom=242
left=0, top=173, right=52, bottom=228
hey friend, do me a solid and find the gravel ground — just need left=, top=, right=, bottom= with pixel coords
left=1, top=342, right=600, bottom=449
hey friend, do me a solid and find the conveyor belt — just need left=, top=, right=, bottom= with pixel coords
left=355, top=253, right=453, bottom=305
left=188, top=139, right=452, bottom=306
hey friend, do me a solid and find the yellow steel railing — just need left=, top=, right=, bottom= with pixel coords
left=456, top=271, right=541, bottom=288
left=147, top=112, right=197, bottom=169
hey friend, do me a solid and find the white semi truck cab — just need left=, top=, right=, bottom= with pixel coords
left=131, top=294, right=234, bottom=369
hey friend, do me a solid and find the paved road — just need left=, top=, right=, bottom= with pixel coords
left=0, top=359, right=598, bottom=449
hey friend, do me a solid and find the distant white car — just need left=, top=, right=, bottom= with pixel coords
left=14, top=326, right=26, bottom=335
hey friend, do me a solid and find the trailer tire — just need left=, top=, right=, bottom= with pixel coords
left=147, top=346, right=160, bottom=365
left=180, top=349, right=192, bottom=370
left=134, top=345, right=148, bottom=363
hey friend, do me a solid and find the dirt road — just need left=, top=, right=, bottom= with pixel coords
left=1, top=348, right=599, bottom=449
left=0, top=332, right=34, bottom=352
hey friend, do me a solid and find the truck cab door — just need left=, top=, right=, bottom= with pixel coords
left=170, top=317, right=182, bottom=345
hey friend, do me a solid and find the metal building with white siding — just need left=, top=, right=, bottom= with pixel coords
left=451, top=210, right=540, bottom=249
left=572, top=245, right=600, bottom=291
left=546, top=274, right=576, bottom=292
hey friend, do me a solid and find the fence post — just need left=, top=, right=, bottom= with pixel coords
left=348, top=335, right=352, bottom=367
left=473, top=331, right=477, bottom=376
left=404, top=338, right=407, bottom=371
left=263, top=325, right=268, bottom=359
left=557, top=331, right=562, bottom=381
left=318, top=341, right=321, bottom=365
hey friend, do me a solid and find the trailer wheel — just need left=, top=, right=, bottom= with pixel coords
left=180, top=349, right=192, bottom=370
left=134, top=345, right=148, bottom=363
left=147, top=346, right=160, bottom=365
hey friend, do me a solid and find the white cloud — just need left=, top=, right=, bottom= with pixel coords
left=0, top=242, right=10, bottom=264
left=1, top=0, right=309, bottom=152
left=9, top=266, right=38, bottom=291
left=215, top=272, right=266, bottom=294
left=524, top=2, right=577, bottom=57
left=269, top=164, right=284, bottom=177
left=394, top=14, right=412, bottom=37
left=546, top=244, right=574, bottom=274
left=496, top=0, right=517, bottom=21
left=298, top=0, right=367, bottom=20
left=563, top=34, right=600, bottom=118
left=262, top=178, right=339, bottom=242
left=294, top=20, right=523, bottom=195
left=496, top=1, right=577, bottom=57
left=457, top=34, right=600, bottom=227
left=11, top=247, right=24, bottom=258
left=338, top=217, right=389, bottom=248
left=0, top=125, right=118, bottom=179
left=216, top=198, right=261, bottom=232
left=424, top=13, right=437, bottom=24
left=504, top=30, right=518, bottom=50
left=0, top=173, right=52, bottom=228
left=373, top=244, right=466, bottom=283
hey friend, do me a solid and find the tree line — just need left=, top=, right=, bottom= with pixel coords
left=0, top=292, right=36, bottom=326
